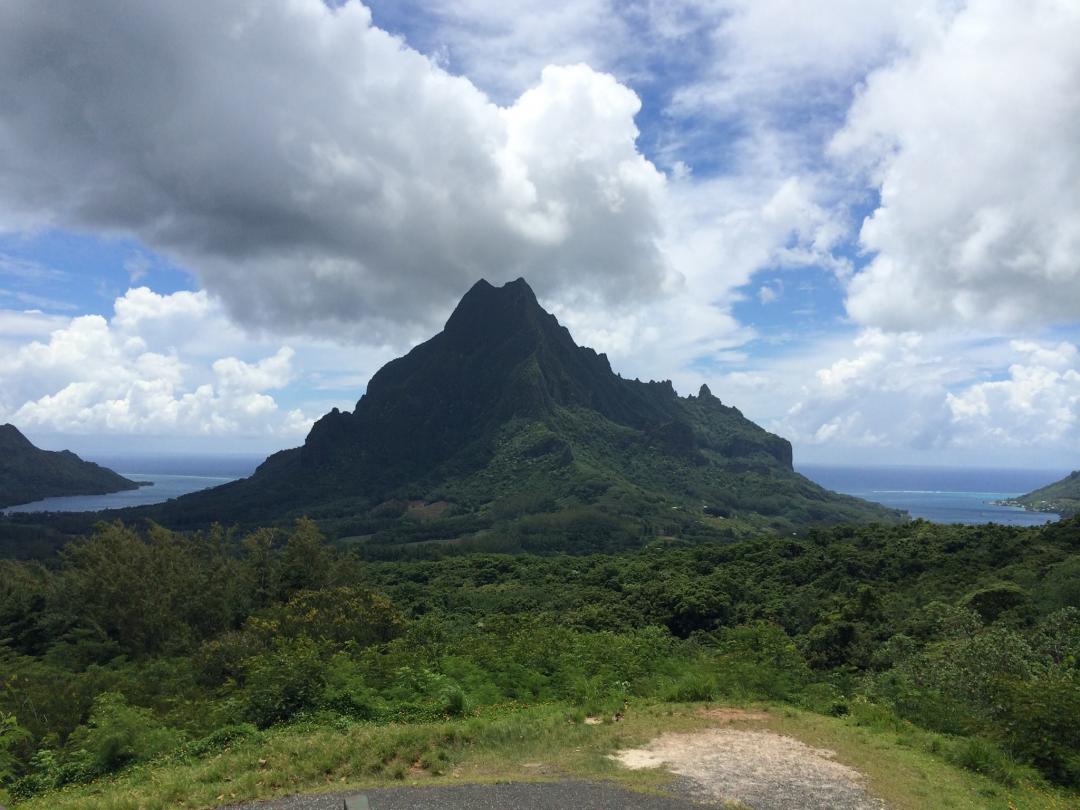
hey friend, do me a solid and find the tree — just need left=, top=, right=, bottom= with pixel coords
left=279, top=518, right=331, bottom=595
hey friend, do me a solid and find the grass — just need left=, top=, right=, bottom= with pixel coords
left=760, top=706, right=1072, bottom=810
left=13, top=701, right=1076, bottom=809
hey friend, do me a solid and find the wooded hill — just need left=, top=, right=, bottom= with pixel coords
left=1004, top=470, right=1080, bottom=518
left=0, top=424, right=138, bottom=509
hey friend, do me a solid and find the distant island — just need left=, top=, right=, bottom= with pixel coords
left=0, top=423, right=144, bottom=509
left=998, top=470, right=1080, bottom=518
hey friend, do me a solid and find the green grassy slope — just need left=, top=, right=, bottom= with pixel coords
left=1003, top=471, right=1080, bottom=518
left=12, top=703, right=1075, bottom=810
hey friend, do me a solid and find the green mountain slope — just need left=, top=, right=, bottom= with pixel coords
left=1002, top=470, right=1080, bottom=518
left=150, top=278, right=900, bottom=548
left=0, top=424, right=139, bottom=508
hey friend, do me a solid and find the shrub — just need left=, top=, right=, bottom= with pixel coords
left=268, top=587, right=406, bottom=649
left=997, top=670, right=1080, bottom=786
left=241, top=636, right=326, bottom=728
left=713, top=622, right=811, bottom=699
left=194, top=629, right=266, bottom=687
left=661, top=669, right=716, bottom=702
left=945, top=737, right=1025, bottom=787
left=62, top=693, right=182, bottom=780
left=0, top=711, right=29, bottom=785
left=319, top=653, right=382, bottom=720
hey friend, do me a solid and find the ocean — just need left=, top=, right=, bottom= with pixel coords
left=3, top=455, right=1069, bottom=526
left=797, top=464, right=1068, bottom=526
left=1, top=454, right=263, bottom=515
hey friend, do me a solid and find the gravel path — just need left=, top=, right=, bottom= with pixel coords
left=614, top=727, right=885, bottom=810
left=225, top=780, right=706, bottom=810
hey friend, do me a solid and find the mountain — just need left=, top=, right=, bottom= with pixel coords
left=1001, top=471, right=1080, bottom=519
left=0, top=424, right=141, bottom=508
left=150, top=278, right=900, bottom=552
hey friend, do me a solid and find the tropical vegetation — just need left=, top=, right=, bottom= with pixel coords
left=1, top=515, right=1078, bottom=805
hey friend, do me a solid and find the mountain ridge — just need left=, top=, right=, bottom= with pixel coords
left=141, top=278, right=899, bottom=548
left=0, top=424, right=141, bottom=509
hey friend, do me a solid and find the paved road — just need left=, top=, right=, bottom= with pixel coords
left=226, top=780, right=708, bottom=809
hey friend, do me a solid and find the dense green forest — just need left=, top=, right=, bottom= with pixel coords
left=1, top=516, right=1078, bottom=804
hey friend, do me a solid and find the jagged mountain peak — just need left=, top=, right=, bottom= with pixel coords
left=439, top=277, right=567, bottom=356
left=148, top=278, right=899, bottom=536
left=297, top=277, right=793, bottom=478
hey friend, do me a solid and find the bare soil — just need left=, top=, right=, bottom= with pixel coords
left=614, top=720, right=885, bottom=810
left=406, top=500, right=451, bottom=520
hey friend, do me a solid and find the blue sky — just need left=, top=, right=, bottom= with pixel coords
left=0, top=0, right=1078, bottom=467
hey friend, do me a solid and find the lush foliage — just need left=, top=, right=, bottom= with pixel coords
left=1, top=515, right=1079, bottom=803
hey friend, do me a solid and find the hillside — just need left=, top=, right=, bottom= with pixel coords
left=1, top=516, right=1078, bottom=806
left=1002, top=471, right=1080, bottom=518
left=0, top=424, right=139, bottom=509
left=147, top=278, right=899, bottom=548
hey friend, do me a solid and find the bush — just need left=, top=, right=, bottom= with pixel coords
left=997, top=670, right=1080, bottom=786
left=0, top=711, right=29, bottom=785
left=381, top=667, right=471, bottom=721
left=961, top=583, right=1029, bottom=623
left=194, top=629, right=266, bottom=687
left=242, top=636, right=326, bottom=728
left=319, top=653, right=382, bottom=720
left=661, top=669, right=716, bottom=702
left=265, top=587, right=406, bottom=649
left=62, top=693, right=182, bottom=780
left=713, top=623, right=811, bottom=700
left=945, top=737, right=1026, bottom=787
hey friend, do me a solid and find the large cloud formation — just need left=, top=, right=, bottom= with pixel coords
left=2, top=0, right=1079, bottom=463
left=713, top=330, right=1080, bottom=466
left=0, top=0, right=668, bottom=341
left=833, top=0, right=1080, bottom=331
left=0, top=289, right=310, bottom=436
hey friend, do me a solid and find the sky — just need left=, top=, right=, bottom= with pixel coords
left=0, top=0, right=1078, bottom=467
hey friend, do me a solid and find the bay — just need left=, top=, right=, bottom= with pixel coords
left=4, top=453, right=1069, bottom=526
left=1, top=453, right=263, bottom=514
left=798, top=464, right=1068, bottom=526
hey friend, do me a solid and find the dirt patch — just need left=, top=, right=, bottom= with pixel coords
left=408, top=758, right=428, bottom=779
left=614, top=728, right=884, bottom=810
left=406, top=500, right=451, bottom=520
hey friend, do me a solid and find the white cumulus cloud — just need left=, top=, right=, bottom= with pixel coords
left=0, top=0, right=669, bottom=342
left=833, top=0, right=1080, bottom=331
left=0, top=290, right=311, bottom=436
left=947, top=341, right=1080, bottom=447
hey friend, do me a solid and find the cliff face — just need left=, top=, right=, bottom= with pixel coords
left=0, top=424, right=139, bottom=508
left=294, top=278, right=792, bottom=481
